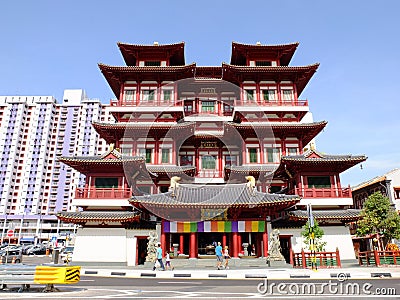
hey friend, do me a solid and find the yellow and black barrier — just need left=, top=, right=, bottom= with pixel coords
left=34, top=265, right=81, bottom=284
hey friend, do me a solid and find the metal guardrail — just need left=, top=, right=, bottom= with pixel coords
left=0, top=264, right=80, bottom=292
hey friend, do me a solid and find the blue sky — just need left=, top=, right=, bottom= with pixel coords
left=1, top=1, right=399, bottom=186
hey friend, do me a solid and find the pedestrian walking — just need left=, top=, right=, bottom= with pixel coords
left=215, top=242, right=223, bottom=270
left=223, top=246, right=231, bottom=269
left=152, top=242, right=165, bottom=271
left=165, top=250, right=174, bottom=271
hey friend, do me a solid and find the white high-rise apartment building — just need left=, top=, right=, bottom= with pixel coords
left=0, top=89, right=111, bottom=244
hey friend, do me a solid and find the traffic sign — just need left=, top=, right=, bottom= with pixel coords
left=7, top=229, right=14, bottom=237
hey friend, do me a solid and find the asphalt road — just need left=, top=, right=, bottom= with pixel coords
left=0, top=276, right=399, bottom=299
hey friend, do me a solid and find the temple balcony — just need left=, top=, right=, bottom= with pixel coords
left=72, top=187, right=133, bottom=207
left=288, top=186, right=353, bottom=206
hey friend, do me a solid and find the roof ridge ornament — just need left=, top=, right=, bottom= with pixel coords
left=245, top=176, right=256, bottom=196
left=169, top=176, right=181, bottom=197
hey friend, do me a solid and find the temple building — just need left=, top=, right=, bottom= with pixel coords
left=57, top=41, right=366, bottom=266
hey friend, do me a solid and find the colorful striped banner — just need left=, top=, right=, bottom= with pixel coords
left=163, top=220, right=266, bottom=233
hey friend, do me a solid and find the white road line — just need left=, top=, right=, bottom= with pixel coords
left=157, top=281, right=202, bottom=284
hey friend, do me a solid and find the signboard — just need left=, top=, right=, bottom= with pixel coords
left=200, top=141, right=218, bottom=148
left=7, top=229, right=14, bottom=237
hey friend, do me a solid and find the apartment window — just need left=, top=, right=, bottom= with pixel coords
left=248, top=148, right=258, bottom=163
left=161, top=148, right=170, bottom=163
left=307, top=176, right=331, bottom=188
left=266, top=148, right=281, bottom=163
left=201, top=101, right=215, bottom=113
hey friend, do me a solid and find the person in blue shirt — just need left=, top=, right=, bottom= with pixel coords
left=215, top=241, right=223, bottom=270
left=153, top=242, right=165, bottom=271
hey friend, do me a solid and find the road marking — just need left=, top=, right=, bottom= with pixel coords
left=158, top=281, right=202, bottom=284
left=80, top=279, right=96, bottom=282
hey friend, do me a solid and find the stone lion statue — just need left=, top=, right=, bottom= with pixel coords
left=145, top=231, right=159, bottom=262
left=268, top=229, right=285, bottom=261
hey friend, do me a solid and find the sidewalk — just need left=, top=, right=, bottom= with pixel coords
left=80, top=265, right=400, bottom=280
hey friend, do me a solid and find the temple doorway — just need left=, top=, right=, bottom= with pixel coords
left=198, top=233, right=223, bottom=255
left=279, top=235, right=292, bottom=263
left=137, top=237, right=148, bottom=265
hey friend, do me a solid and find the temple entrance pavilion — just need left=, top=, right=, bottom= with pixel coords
left=130, top=177, right=300, bottom=259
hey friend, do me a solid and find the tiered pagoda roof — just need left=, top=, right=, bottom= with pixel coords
left=275, top=149, right=367, bottom=175
left=58, top=148, right=148, bottom=175
left=57, top=211, right=140, bottom=224
left=98, top=63, right=196, bottom=98
left=287, top=209, right=362, bottom=222
left=130, top=183, right=300, bottom=210
left=117, top=42, right=185, bottom=66
left=226, top=121, right=327, bottom=146
left=230, top=42, right=299, bottom=66
left=222, top=63, right=319, bottom=96
left=92, top=121, right=195, bottom=143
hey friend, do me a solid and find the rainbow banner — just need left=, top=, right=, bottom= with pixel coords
left=163, top=220, right=265, bottom=233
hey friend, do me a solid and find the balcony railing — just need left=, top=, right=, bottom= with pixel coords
left=75, top=187, right=132, bottom=199
left=289, top=186, right=352, bottom=198
left=110, top=98, right=308, bottom=109
left=198, top=170, right=222, bottom=178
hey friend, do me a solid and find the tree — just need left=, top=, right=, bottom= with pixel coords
left=301, top=219, right=326, bottom=251
left=356, top=192, right=400, bottom=249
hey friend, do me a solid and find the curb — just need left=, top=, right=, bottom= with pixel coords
left=82, top=268, right=400, bottom=280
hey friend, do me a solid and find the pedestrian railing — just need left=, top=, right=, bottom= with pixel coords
left=358, top=250, right=400, bottom=266
left=0, top=264, right=80, bottom=292
left=292, top=248, right=341, bottom=268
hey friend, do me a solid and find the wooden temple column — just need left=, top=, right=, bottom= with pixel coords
left=232, top=232, right=238, bottom=258
left=237, top=233, right=242, bottom=255
left=189, top=232, right=197, bottom=258
left=262, top=231, right=268, bottom=257
left=180, top=234, right=184, bottom=255
left=161, top=228, right=166, bottom=257
left=222, top=234, right=227, bottom=248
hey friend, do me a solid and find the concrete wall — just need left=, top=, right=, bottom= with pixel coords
left=278, top=225, right=356, bottom=260
left=73, top=227, right=151, bottom=266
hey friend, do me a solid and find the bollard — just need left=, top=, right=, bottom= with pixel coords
left=52, top=249, right=60, bottom=264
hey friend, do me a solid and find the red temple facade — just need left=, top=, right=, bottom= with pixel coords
left=57, top=41, right=366, bottom=266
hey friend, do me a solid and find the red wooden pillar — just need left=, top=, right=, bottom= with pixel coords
left=195, top=147, right=199, bottom=175
left=161, top=230, right=166, bottom=258
left=180, top=234, right=184, bottom=255
left=237, top=233, right=242, bottom=255
left=218, top=147, right=223, bottom=177
left=263, top=231, right=268, bottom=257
left=222, top=234, right=227, bottom=248
left=189, top=232, right=197, bottom=258
left=232, top=232, right=238, bottom=258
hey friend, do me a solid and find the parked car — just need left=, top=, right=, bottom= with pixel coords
left=0, top=249, right=22, bottom=263
left=22, top=244, right=35, bottom=255
left=26, top=244, right=46, bottom=255
left=60, top=246, right=74, bottom=263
